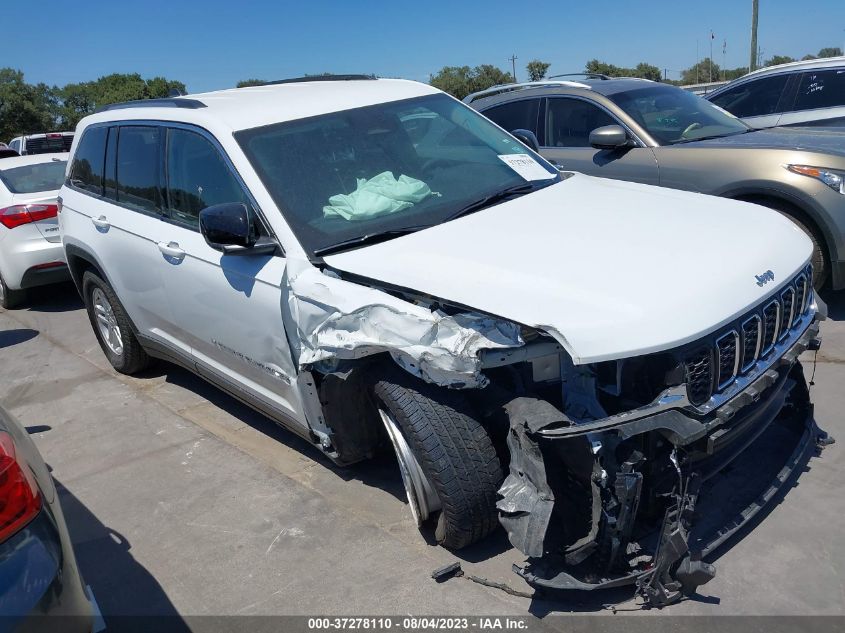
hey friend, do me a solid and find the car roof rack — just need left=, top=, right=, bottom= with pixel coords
left=548, top=72, right=611, bottom=80
left=96, top=98, right=206, bottom=113
left=463, top=80, right=591, bottom=104
left=257, top=74, right=377, bottom=86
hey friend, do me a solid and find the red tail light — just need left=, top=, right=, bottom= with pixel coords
left=0, top=203, right=59, bottom=229
left=0, top=431, right=42, bottom=543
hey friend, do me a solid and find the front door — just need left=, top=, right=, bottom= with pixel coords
left=155, top=126, right=303, bottom=425
left=540, top=97, right=659, bottom=185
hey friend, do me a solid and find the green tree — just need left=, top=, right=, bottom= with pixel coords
left=429, top=64, right=512, bottom=100
left=765, top=55, right=795, bottom=67
left=680, top=58, right=722, bottom=84
left=633, top=62, right=662, bottom=81
left=236, top=79, right=266, bottom=88
left=0, top=68, right=56, bottom=141
left=526, top=60, right=551, bottom=81
left=817, top=47, right=843, bottom=58
left=584, top=60, right=662, bottom=81
left=57, top=73, right=187, bottom=129
left=723, top=66, right=749, bottom=80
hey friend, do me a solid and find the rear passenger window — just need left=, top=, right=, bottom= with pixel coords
left=165, top=128, right=249, bottom=228
left=68, top=126, right=108, bottom=195
left=116, top=126, right=161, bottom=213
left=709, top=75, right=789, bottom=117
left=794, top=69, right=845, bottom=111
left=482, top=99, right=541, bottom=136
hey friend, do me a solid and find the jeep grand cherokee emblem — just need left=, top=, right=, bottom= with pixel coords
left=755, top=270, right=775, bottom=286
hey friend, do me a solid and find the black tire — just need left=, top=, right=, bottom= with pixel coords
left=82, top=271, right=151, bottom=374
left=751, top=198, right=828, bottom=289
left=371, top=370, right=503, bottom=550
left=0, top=272, right=25, bottom=309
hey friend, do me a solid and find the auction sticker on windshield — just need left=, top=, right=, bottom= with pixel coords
left=498, top=154, right=556, bottom=181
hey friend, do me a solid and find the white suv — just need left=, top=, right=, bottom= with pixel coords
left=59, top=76, right=827, bottom=605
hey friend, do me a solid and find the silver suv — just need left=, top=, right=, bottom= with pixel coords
left=59, top=76, right=826, bottom=605
left=707, top=56, right=845, bottom=129
left=468, top=77, right=845, bottom=290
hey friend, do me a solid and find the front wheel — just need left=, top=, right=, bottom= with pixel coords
left=371, top=370, right=503, bottom=550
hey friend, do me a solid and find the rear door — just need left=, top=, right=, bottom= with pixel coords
left=777, top=67, right=845, bottom=127
left=62, top=124, right=175, bottom=340
left=539, top=96, right=659, bottom=184
left=155, top=125, right=302, bottom=424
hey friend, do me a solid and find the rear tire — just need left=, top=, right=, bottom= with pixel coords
left=0, top=272, right=25, bottom=309
left=371, top=369, right=503, bottom=550
left=82, top=271, right=150, bottom=374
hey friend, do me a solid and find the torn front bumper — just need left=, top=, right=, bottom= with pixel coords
left=499, top=325, right=829, bottom=606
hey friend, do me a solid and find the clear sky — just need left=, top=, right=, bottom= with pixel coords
left=6, top=0, right=844, bottom=92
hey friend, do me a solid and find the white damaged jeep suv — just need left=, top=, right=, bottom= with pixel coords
left=59, top=76, right=828, bottom=605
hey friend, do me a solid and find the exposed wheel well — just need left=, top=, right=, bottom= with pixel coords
left=65, top=248, right=103, bottom=293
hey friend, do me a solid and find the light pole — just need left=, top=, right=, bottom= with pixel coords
left=750, top=0, right=759, bottom=71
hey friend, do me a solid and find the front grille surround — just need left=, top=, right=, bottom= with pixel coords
left=681, top=264, right=813, bottom=409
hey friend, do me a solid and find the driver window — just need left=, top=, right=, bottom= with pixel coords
left=546, top=98, right=615, bottom=148
left=165, top=128, right=251, bottom=229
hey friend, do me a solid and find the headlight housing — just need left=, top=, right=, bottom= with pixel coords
left=786, top=164, right=845, bottom=194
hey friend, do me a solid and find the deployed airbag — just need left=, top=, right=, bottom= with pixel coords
left=323, top=172, right=434, bottom=221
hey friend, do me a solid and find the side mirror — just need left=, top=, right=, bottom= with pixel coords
left=510, top=129, right=540, bottom=153
left=589, top=125, right=632, bottom=150
left=200, top=203, right=252, bottom=252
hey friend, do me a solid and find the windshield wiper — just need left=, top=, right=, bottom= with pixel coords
left=313, top=226, right=429, bottom=257
left=442, top=181, right=550, bottom=223
left=673, top=129, right=751, bottom=144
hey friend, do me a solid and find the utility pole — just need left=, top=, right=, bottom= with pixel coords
left=709, top=30, right=714, bottom=83
left=508, top=54, right=518, bottom=82
left=750, top=0, right=759, bottom=71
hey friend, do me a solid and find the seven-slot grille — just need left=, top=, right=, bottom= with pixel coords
left=683, top=265, right=812, bottom=406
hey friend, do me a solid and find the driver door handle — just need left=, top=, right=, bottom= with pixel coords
left=91, top=215, right=110, bottom=230
left=157, top=241, right=186, bottom=260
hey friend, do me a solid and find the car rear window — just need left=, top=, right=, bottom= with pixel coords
left=0, top=160, right=67, bottom=194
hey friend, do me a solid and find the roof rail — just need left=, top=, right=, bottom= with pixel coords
left=548, top=72, right=611, bottom=80
left=463, top=80, right=590, bottom=104
left=95, top=98, right=206, bottom=113
left=257, top=74, right=376, bottom=86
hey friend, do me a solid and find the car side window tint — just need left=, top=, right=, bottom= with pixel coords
left=68, top=126, right=108, bottom=195
left=116, top=126, right=161, bottom=213
left=482, top=99, right=541, bottom=135
left=9, top=140, right=20, bottom=152
left=794, top=69, right=845, bottom=111
left=165, top=128, right=250, bottom=229
left=709, top=75, right=789, bottom=117
left=545, top=98, right=615, bottom=147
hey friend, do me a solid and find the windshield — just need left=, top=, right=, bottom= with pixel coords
left=0, top=160, right=67, bottom=194
left=608, top=85, right=749, bottom=145
left=235, top=93, right=559, bottom=256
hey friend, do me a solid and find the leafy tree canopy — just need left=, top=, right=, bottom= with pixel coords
left=817, top=47, right=843, bottom=58
left=526, top=60, right=551, bottom=81
left=765, top=55, right=796, bottom=67
left=236, top=79, right=266, bottom=88
left=429, top=65, right=513, bottom=100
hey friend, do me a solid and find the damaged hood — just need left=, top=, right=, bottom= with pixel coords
left=325, top=174, right=812, bottom=364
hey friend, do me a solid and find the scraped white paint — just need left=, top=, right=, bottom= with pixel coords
left=283, top=259, right=523, bottom=388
